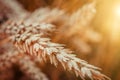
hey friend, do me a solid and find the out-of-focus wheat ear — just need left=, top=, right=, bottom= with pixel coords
left=69, top=2, right=96, bottom=26
left=0, top=47, right=49, bottom=80
left=1, top=0, right=28, bottom=18
left=68, top=2, right=96, bottom=37
left=0, top=50, right=20, bottom=70
left=24, top=8, right=66, bottom=24
left=19, top=56, right=49, bottom=80
left=68, top=2, right=96, bottom=38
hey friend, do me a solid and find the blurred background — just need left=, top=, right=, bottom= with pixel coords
left=0, top=0, right=120, bottom=80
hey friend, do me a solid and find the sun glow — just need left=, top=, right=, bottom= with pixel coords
left=110, top=4, right=120, bottom=41
left=114, top=5, right=120, bottom=17
left=104, top=4, right=120, bottom=42
left=98, top=3, right=120, bottom=42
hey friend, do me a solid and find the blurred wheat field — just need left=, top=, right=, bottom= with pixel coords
left=0, top=0, right=120, bottom=80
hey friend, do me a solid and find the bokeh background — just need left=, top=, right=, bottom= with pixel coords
left=0, top=0, right=120, bottom=80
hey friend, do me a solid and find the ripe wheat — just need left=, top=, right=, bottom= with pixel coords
left=0, top=0, right=111, bottom=80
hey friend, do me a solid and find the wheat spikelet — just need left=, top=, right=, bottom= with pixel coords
left=2, top=20, right=110, bottom=80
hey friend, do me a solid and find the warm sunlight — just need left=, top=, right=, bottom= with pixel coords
left=102, top=3, right=120, bottom=42
left=114, top=5, right=120, bottom=17
left=0, top=0, right=120, bottom=80
left=110, top=4, right=120, bottom=42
